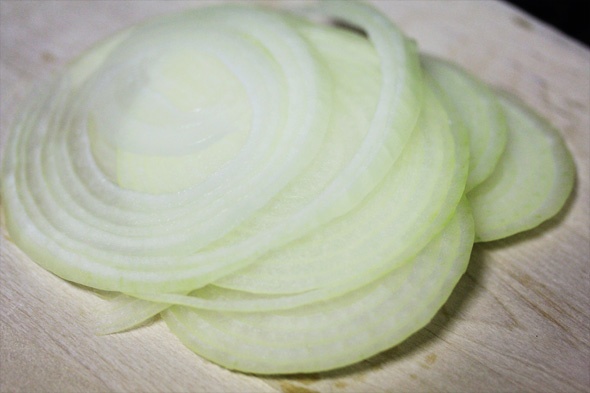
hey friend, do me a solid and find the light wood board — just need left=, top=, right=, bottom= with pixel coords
left=1, top=1, right=589, bottom=392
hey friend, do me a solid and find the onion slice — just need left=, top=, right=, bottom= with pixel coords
left=162, top=200, right=474, bottom=374
left=1, top=1, right=575, bottom=376
left=212, top=79, right=467, bottom=295
left=423, top=56, right=508, bottom=191
left=1, top=3, right=423, bottom=294
left=468, top=93, right=575, bottom=241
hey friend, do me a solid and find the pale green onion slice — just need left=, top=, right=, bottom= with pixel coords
left=213, top=80, right=467, bottom=295
left=129, top=176, right=469, bottom=313
left=1, top=3, right=423, bottom=294
left=162, top=200, right=474, bottom=374
left=0, top=0, right=576, bottom=376
left=101, top=79, right=467, bottom=316
left=422, top=56, right=507, bottom=191
left=468, top=93, right=575, bottom=242
left=39, top=6, right=331, bottom=248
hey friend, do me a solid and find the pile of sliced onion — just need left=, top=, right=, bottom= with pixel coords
left=1, top=2, right=575, bottom=374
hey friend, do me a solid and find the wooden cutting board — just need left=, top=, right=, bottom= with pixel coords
left=1, top=1, right=588, bottom=392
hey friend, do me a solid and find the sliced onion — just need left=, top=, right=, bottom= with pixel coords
left=1, top=1, right=575, bottom=376
left=468, top=93, right=575, bottom=241
left=1, top=3, right=423, bottom=294
left=161, top=200, right=473, bottom=374
left=422, top=55, right=508, bottom=191
left=213, top=79, right=467, bottom=295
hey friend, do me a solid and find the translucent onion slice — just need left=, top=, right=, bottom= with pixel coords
left=468, top=93, right=575, bottom=242
left=126, top=80, right=468, bottom=308
left=1, top=3, right=423, bottom=294
left=44, top=29, right=289, bottom=241
left=128, top=182, right=468, bottom=313
left=38, top=7, right=332, bottom=250
left=162, top=200, right=474, bottom=374
left=212, top=80, right=467, bottom=295
left=2, top=0, right=575, bottom=377
left=422, top=56, right=508, bottom=191
left=4, top=5, right=330, bottom=259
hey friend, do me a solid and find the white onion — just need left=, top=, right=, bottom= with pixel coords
left=1, top=1, right=575, bottom=375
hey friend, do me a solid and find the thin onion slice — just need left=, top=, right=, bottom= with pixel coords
left=1, top=1, right=576, bottom=376
left=212, top=79, right=467, bottom=295
left=422, top=55, right=508, bottom=191
left=468, top=93, right=575, bottom=241
left=162, top=200, right=474, bottom=374
left=1, top=3, right=423, bottom=294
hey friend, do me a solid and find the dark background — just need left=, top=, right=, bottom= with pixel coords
left=507, top=0, right=589, bottom=46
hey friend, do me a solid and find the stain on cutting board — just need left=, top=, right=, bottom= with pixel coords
left=279, top=382, right=320, bottom=393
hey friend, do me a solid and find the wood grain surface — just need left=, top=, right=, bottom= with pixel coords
left=1, top=1, right=589, bottom=392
